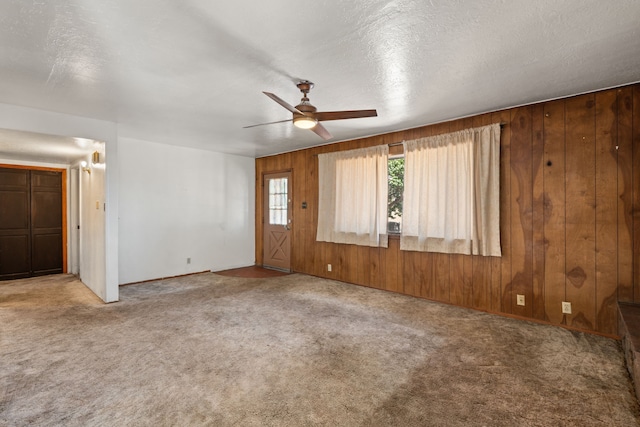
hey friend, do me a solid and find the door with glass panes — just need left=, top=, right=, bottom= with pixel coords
left=263, top=172, right=291, bottom=271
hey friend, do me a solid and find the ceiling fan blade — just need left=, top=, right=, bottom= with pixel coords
left=314, top=109, right=378, bottom=121
left=311, top=122, right=332, bottom=140
left=263, top=92, right=304, bottom=115
left=243, top=119, right=293, bottom=129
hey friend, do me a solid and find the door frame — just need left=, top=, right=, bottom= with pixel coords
left=70, top=168, right=79, bottom=274
left=0, top=164, right=68, bottom=274
left=261, top=169, right=293, bottom=271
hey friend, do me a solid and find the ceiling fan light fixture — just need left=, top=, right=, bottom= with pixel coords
left=293, top=115, right=318, bottom=129
left=246, top=82, right=377, bottom=140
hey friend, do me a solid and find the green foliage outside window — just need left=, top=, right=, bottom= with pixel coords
left=388, top=158, right=404, bottom=219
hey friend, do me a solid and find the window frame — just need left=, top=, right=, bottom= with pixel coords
left=387, top=154, right=404, bottom=236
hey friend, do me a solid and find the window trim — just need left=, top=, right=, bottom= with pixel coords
left=387, top=154, right=404, bottom=235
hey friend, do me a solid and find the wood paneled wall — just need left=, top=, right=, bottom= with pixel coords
left=255, top=84, right=640, bottom=336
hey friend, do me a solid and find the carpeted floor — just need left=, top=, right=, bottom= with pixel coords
left=214, top=266, right=290, bottom=278
left=1, top=273, right=639, bottom=426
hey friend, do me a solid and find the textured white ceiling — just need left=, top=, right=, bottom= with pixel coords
left=1, top=0, right=639, bottom=159
left=0, top=129, right=99, bottom=165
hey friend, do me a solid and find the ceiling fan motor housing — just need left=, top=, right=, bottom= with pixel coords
left=248, top=79, right=377, bottom=140
left=295, top=103, right=317, bottom=114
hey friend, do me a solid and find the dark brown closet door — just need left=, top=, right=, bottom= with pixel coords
left=0, top=168, right=63, bottom=280
left=0, top=168, right=31, bottom=280
left=31, top=171, right=63, bottom=276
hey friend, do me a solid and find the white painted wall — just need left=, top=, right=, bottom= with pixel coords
left=0, top=103, right=118, bottom=302
left=118, top=137, right=255, bottom=284
left=0, top=103, right=256, bottom=296
left=78, top=155, right=107, bottom=296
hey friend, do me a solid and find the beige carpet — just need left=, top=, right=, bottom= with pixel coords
left=1, top=273, right=638, bottom=426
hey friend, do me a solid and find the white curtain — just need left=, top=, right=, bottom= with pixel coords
left=317, top=145, right=389, bottom=247
left=401, top=123, right=501, bottom=256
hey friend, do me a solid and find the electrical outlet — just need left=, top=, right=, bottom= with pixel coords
left=562, top=301, right=572, bottom=314
left=187, top=257, right=191, bottom=264
left=327, top=264, right=332, bottom=272
left=516, top=294, right=525, bottom=306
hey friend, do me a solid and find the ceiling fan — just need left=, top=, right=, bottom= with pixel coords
left=244, top=80, right=377, bottom=140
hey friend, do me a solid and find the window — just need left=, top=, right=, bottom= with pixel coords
left=268, top=178, right=288, bottom=225
left=316, top=145, right=389, bottom=248
left=316, top=123, right=500, bottom=256
left=387, top=157, right=404, bottom=234
left=400, top=123, right=501, bottom=256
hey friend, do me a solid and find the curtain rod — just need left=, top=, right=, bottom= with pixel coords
left=313, top=123, right=507, bottom=153
left=387, top=122, right=506, bottom=147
